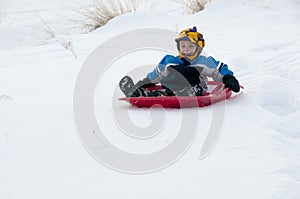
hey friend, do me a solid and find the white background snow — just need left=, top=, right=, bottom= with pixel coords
left=1, top=0, right=300, bottom=198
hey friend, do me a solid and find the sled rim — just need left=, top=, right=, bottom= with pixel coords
left=118, top=82, right=234, bottom=108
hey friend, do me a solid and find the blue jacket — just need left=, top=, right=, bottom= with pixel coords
left=145, top=54, right=235, bottom=92
left=147, top=54, right=234, bottom=82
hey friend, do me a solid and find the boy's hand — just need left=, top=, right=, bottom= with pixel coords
left=222, top=75, right=240, bottom=92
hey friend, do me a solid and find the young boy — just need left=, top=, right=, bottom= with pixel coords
left=119, top=26, right=240, bottom=97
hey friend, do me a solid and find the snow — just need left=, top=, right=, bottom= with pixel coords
left=1, top=0, right=300, bottom=198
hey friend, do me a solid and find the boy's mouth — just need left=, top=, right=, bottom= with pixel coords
left=183, top=52, right=194, bottom=56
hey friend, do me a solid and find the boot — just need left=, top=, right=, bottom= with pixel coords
left=119, top=76, right=144, bottom=97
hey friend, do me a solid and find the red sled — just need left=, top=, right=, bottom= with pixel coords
left=119, top=81, right=236, bottom=108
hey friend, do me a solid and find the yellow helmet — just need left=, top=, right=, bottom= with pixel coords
left=175, top=26, right=206, bottom=48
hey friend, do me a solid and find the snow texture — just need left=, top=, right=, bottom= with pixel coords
left=0, top=0, right=300, bottom=198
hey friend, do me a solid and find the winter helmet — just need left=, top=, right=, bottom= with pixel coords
left=175, top=26, right=206, bottom=50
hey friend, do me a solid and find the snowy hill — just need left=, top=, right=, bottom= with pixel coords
left=1, top=0, right=300, bottom=198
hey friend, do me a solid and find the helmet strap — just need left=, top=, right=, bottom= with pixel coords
left=178, top=46, right=202, bottom=61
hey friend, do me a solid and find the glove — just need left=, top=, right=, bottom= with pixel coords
left=222, top=75, right=240, bottom=93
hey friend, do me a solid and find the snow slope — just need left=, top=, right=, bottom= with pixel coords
left=1, top=0, right=300, bottom=198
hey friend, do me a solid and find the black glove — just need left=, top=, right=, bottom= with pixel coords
left=222, top=75, right=240, bottom=93
left=135, top=78, right=156, bottom=89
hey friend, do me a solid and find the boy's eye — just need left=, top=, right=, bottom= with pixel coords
left=180, top=44, right=195, bottom=49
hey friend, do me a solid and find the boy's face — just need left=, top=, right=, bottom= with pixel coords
left=179, top=40, right=198, bottom=56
